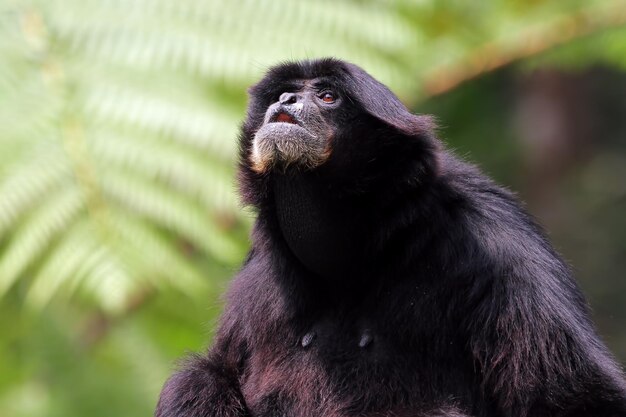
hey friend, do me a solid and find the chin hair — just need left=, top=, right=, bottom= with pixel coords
left=250, top=123, right=329, bottom=173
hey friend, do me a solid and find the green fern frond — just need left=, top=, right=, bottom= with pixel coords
left=90, top=131, right=237, bottom=209
left=83, top=84, right=239, bottom=157
left=25, top=220, right=118, bottom=310
left=0, top=145, right=71, bottom=237
left=2, top=0, right=626, bottom=313
left=108, top=213, right=208, bottom=293
left=99, top=169, right=243, bottom=264
left=0, top=186, right=83, bottom=296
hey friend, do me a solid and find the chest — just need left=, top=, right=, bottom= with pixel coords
left=239, top=299, right=471, bottom=417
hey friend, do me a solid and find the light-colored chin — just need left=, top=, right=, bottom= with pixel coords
left=249, top=123, right=327, bottom=173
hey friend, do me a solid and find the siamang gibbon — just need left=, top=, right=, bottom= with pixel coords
left=156, top=58, right=626, bottom=417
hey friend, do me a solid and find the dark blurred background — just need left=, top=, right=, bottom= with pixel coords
left=0, top=1, right=625, bottom=416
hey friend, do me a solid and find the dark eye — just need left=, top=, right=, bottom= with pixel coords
left=319, top=91, right=336, bottom=103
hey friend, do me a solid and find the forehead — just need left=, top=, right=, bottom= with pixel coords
left=280, top=77, right=335, bottom=90
left=250, top=59, right=349, bottom=97
left=268, top=59, right=346, bottom=82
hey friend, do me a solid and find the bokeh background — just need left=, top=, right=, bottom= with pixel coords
left=1, top=0, right=625, bottom=416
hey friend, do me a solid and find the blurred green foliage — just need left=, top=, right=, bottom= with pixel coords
left=1, top=1, right=625, bottom=416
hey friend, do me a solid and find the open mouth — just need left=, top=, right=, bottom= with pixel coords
left=271, top=112, right=298, bottom=125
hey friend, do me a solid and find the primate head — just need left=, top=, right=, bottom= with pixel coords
left=241, top=59, right=431, bottom=188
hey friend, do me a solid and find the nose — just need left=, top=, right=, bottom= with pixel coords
left=279, top=92, right=298, bottom=105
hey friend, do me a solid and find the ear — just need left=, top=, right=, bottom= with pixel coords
left=342, top=63, right=434, bottom=136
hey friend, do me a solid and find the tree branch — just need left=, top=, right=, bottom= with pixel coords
left=422, top=1, right=626, bottom=97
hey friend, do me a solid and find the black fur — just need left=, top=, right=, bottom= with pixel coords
left=155, top=58, right=626, bottom=417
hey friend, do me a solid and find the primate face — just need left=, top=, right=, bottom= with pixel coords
left=250, top=80, right=342, bottom=173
